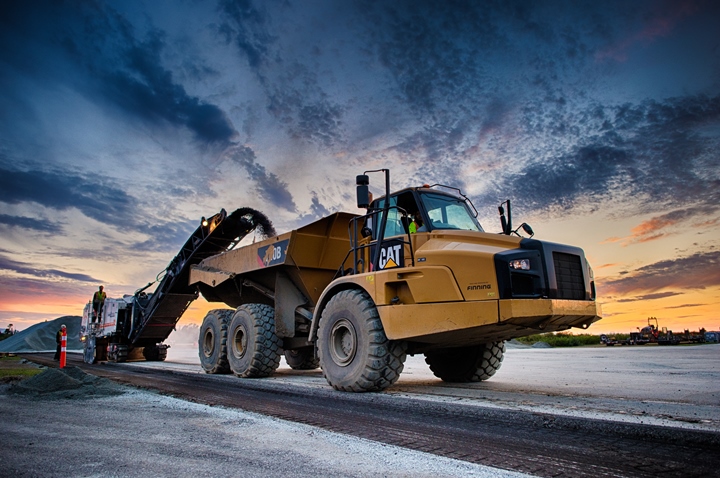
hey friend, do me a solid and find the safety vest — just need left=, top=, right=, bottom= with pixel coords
left=93, top=291, right=106, bottom=302
left=409, top=221, right=418, bottom=234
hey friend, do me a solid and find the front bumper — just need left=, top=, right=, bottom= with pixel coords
left=379, top=298, right=601, bottom=344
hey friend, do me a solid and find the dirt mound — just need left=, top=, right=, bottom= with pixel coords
left=0, top=316, right=82, bottom=353
left=505, top=339, right=532, bottom=349
left=9, top=366, right=126, bottom=399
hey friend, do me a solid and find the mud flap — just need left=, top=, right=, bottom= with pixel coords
left=83, top=336, right=96, bottom=364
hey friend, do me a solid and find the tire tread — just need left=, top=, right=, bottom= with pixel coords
left=318, top=289, right=407, bottom=392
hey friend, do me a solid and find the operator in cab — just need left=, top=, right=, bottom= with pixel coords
left=409, top=216, right=425, bottom=233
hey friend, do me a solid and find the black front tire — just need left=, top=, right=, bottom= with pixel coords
left=317, top=289, right=407, bottom=392
left=227, top=304, right=282, bottom=378
left=425, top=341, right=505, bottom=382
left=198, top=309, right=234, bottom=374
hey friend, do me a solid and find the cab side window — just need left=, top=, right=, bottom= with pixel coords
left=373, top=192, right=421, bottom=238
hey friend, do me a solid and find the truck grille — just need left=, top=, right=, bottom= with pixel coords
left=553, top=252, right=585, bottom=300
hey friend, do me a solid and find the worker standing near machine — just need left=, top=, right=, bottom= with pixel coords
left=92, top=286, right=106, bottom=323
left=54, top=324, right=66, bottom=360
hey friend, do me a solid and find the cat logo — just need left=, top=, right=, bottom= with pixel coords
left=377, top=240, right=404, bottom=270
left=257, top=239, right=289, bottom=267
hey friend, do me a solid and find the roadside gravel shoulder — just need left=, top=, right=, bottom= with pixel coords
left=0, top=367, right=529, bottom=478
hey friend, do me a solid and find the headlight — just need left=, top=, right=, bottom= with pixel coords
left=509, top=259, right=531, bottom=270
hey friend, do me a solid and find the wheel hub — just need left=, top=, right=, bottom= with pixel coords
left=202, top=329, right=214, bottom=357
left=233, top=325, right=248, bottom=359
left=329, top=318, right=357, bottom=366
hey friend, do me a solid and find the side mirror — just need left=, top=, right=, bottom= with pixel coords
left=521, top=223, right=534, bottom=237
left=498, top=200, right=511, bottom=235
left=356, top=175, right=370, bottom=208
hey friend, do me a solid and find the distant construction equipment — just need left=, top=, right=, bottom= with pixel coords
left=601, top=317, right=709, bottom=346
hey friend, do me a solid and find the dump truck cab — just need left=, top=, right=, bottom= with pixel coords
left=372, top=184, right=484, bottom=237
left=311, top=173, right=599, bottom=344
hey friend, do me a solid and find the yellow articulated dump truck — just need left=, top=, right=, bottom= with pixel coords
left=190, top=169, right=601, bottom=392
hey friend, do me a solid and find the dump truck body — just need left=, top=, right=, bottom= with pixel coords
left=191, top=212, right=355, bottom=355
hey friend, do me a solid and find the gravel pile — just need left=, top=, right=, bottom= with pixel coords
left=9, top=366, right=126, bottom=399
left=505, top=339, right=531, bottom=349
left=531, top=341, right=553, bottom=348
left=0, top=316, right=82, bottom=353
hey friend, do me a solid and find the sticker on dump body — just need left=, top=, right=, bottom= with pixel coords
left=257, top=239, right=289, bottom=267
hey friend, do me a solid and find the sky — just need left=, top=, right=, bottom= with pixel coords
left=1, top=0, right=719, bottom=335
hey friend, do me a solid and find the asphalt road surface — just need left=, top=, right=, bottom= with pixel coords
left=7, top=344, right=719, bottom=477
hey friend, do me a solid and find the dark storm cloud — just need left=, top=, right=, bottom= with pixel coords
left=502, top=144, right=633, bottom=211
left=0, top=1, right=235, bottom=146
left=360, top=1, right=614, bottom=129
left=374, top=0, right=626, bottom=107
left=351, top=0, right=718, bottom=222
left=364, top=0, right=507, bottom=116
left=485, top=93, right=720, bottom=217
left=227, top=145, right=297, bottom=211
left=0, top=168, right=226, bottom=255
left=92, top=29, right=237, bottom=145
left=0, top=214, right=61, bottom=233
left=267, top=90, right=344, bottom=147
left=131, top=219, right=199, bottom=254
left=309, top=194, right=331, bottom=218
left=297, top=192, right=332, bottom=223
left=217, top=0, right=273, bottom=69
left=0, top=0, right=296, bottom=212
left=0, top=255, right=99, bottom=283
left=601, top=251, right=720, bottom=297
left=217, top=0, right=346, bottom=148
left=0, top=168, right=135, bottom=225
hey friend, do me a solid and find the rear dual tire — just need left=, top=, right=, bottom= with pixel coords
left=227, top=304, right=282, bottom=378
left=199, top=309, right=234, bottom=374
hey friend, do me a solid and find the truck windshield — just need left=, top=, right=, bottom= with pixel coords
left=420, top=193, right=483, bottom=232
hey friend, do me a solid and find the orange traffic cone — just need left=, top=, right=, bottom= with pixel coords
left=60, top=329, right=67, bottom=369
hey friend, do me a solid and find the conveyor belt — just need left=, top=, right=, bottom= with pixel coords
left=129, top=208, right=274, bottom=347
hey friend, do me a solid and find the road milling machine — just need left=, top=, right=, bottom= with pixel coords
left=79, top=208, right=275, bottom=364
left=189, top=170, right=602, bottom=392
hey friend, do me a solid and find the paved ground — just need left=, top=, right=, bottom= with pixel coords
left=0, top=381, right=527, bottom=478
left=1, top=343, right=717, bottom=477
left=164, top=342, right=720, bottom=432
